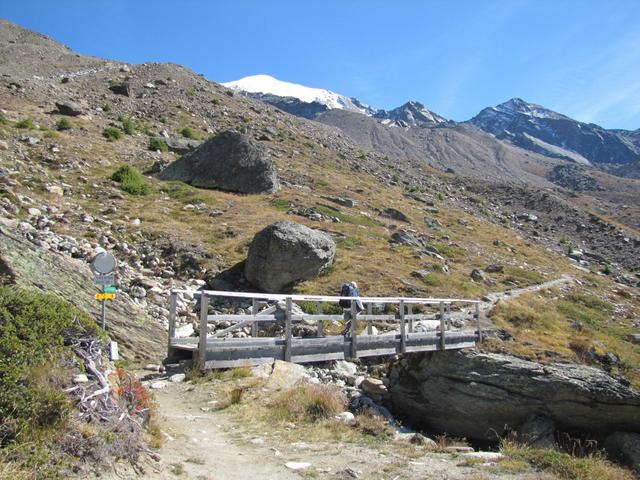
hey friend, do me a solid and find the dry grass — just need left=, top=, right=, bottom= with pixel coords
left=487, top=280, right=640, bottom=387
left=500, top=441, right=635, bottom=480
left=268, top=384, right=347, bottom=423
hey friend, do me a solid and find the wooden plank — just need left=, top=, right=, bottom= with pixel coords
left=167, top=291, right=177, bottom=358
left=198, top=293, right=208, bottom=368
left=367, top=303, right=373, bottom=335
left=204, top=357, right=274, bottom=369
left=251, top=299, right=258, bottom=337
left=399, top=300, right=406, bottom=354
left=291, top=352, right=346, bottom=363
left=317, top=302, right=324, bottom=337
left=285, top=297, right=292, bottom=362
left=476, top=302, right=482, bottom=343
left=439, top=302, right=445, bottom=350
left=350, top=300, right=357, bottom=359
left=408, top=304, right=414, bottom=333
left=356, top=348, right=398, bottom=358
left=291, top=314, right=344, bottom=321
left=208, top=314, right=277, bottom=322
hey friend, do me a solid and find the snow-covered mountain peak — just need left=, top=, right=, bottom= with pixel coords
left=495, top=98, right=565, bottom=120
left=222, top=74, right=374, bottom=115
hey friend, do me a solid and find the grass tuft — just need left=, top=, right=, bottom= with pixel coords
left=111, top=165, right=151, bottom=195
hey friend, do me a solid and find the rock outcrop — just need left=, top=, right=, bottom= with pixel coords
left=244, top=221, right=335, bottom=292
left=605, top=432, right=640, bottom=473
left=0, top=219, right=165, bottom=360
left=388, top=351, right=640, bottom=441
left=159, top=130, right=279, bottom=194
left=55, top=100, right=84, bottom=116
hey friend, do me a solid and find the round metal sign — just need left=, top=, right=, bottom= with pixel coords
left=91, top=252, right=117, bottom=274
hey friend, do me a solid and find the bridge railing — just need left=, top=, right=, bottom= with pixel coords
left=167, top=289, right=481, bottom=367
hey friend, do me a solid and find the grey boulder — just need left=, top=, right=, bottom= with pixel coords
left=388, top=351, right=640, bottom=441
left=164, top=136, right=203, bottom=154
left=159, top=130, right=279, bottom=194
left=55, top=101, right=84, bottom=116
left=605, top=432, right=640, bottom=473
left=244, top=221, right=335, bottom=292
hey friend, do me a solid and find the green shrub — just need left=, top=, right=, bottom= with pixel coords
left=0, top=113, right=8, bottom=125
left=102, top=102, right=111, bottom=112
left=15, top=118, right=35, bottom=129
left=44, top=129, right=59, bottom=139
left=180, top=126, right=197, bottom=139
left=102, top=127, right=121, bottom=141
left=121, top=118, right=135, bottom=135
left=0, top=286, right=102, bottom=446
left=149, top=137, right=168, bottom=152
left=111, top=165, right=150, bottom=195
left=56, top=118, right=72, bottom=131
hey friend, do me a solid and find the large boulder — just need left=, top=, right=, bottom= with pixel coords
left=159, top=130, right=279, bottom=194
left=244, top=221, right=335, bottom=292
left=388, top=351, right=640, bottom=441
left=604, top=432, right=640, bottom=473
left=55, top=100, right=84, bottom=116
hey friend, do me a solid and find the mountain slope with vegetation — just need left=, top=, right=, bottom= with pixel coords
left=0, top=18, right=638, bottom=478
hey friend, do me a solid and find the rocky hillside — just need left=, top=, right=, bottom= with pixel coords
left=0, top=17, right=636, bottom=368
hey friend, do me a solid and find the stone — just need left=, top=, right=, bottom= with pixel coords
left=411, top=269, right=430, bottom=279
left=333, top=360, right=358, bottom=377
left=72, top=373, right=89, bottom=384
left=164, top=136, right=203, bottom=154
left=284, top=462, right=311, bottom=470
left=604, top=432, right=640, bottom=473
left=175, top=323, right=194, bottom=338
left=0, top=140, right=8, bottom=150
left=46, top=185, right=64, bottom=196
left=144, top=364, right=161, bottom=372
left=361, top=377, right=387, bottom=396
left=409, top=433, right=437, bottom=448
left=381, top=207, right=410, bottom=223
left=388, top=351, right=640, bottom=441
left=266, top=360, right=307, bottom=390
left=460, top=452, right=504, bottom=461
left=109, top=82, right=131, bottom=96
left=517, top=415, right=556, bottom=449
left=27, top=207, right=41, bottom=216
left=446, top=446, right=475, bottom=453
left=150, top=381, right=169, bottom=390
left=334, top=411, right=356, bottom=425
left=323, top=195, right=357, bottom=208
left=244, top=221, right=335, bottom=292
left=485, top=264, right=504, bottom=273
left=390, top=230, right=423, bottom=247
left=169, top=373, right=186, bottom=383
left=159, top=130, right=279, bottom=194
left=470, top=269, right=486, bottom=282
left=55, top=101, right=84, bottom=116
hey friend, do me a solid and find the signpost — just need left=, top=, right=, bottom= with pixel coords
left=91, top=251, right=119, bottom=360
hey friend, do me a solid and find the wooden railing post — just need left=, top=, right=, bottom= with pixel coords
left=446, top=303, right=451, bottom=330
left=198, top=293, right=208, bottom=369
left=317, top=302, right=324, bottom=337
left=367, top=303, right=373, bottom=335
left=285, top=297, right=292, bottom=362
left=439, top=301, right=446, bottom=350
left=399, top=300, right=406, bottom=354
left=251, top=298, right=258, bottom=337
left=167, top=290, right=177, bottom=358
left=476, top=302, right=482, bottom=343
left=350, top=299, right=358, bottom=359
left=408, top=303, right=414, bottom=333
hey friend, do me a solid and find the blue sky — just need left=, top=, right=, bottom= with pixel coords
left=2, top=1, right=640, bottom=129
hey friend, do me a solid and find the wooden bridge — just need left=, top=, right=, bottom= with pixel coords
left=166, top=290, right=482, bottom=370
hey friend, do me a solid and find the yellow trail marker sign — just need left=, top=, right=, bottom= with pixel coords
left=95, top=293, right=116, bottom=301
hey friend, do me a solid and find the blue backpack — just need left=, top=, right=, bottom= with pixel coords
left=339, top=283, right=355, bottom=308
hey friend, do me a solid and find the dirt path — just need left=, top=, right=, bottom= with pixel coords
left=113, top=381, right=550, bottom=480
left=131, top=382, right=300, bottom=480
